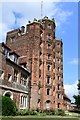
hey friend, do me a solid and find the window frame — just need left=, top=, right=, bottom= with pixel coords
left=14, top=69, right=18, bottom=82
left=47, top=24, right=51, bottom=29
left=10, top=36, right=15, bottom=43
left=47, top=76, right=50, bottom=84
left=20, top=74, right=27, bottom=86
left=47, top=89, right=50, bottom=95
left=8, top=73, right=12, bottom=81
left=47, top=44, right=51, bottom=49
left=0, top=70, right=4, bottom=79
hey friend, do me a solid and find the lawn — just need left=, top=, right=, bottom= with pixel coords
left=1, top=116, right=80, bottom=120
left=1, top=118, right=79, bottom=120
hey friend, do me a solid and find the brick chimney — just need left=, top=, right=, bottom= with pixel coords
left=21, top=26, right=25, bottom=33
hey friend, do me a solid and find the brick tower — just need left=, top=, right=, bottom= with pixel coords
left=6, top=16, right=64, bottom=110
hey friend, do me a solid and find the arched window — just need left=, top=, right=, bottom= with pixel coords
left=47, top=76, right=50, bottom=84
left=3, top=91, right=13, bottom=100
left=47, top=24, right=51, bottom=29
left=47, top=34, right=51, bottom=40
left=47, top=65, right=51, bottom=71
left=46, top=100, right=50, bottom=109
left=48, top=54, right=51, bottom=60
left=47, top=44, right=51, bottom=49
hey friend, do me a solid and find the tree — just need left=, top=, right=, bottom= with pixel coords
left=77, top=80, right=80, bottom=95
left=2, top=96, right=18, bottom=116
left=73, top=80, right=80, bottom=109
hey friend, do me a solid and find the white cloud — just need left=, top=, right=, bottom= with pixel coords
left=0, top=23, right=10, bottom=42
left=0, top=1, right=75, bottom=42
left=52, top=7, right=73, bottom=27
left=68, top=58, right=80, bottom=65
left=64, top=80, right=78, bottom=102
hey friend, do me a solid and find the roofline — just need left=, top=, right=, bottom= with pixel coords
left=9, top=51, right=20, bottom=57
left=7, top=28, right=20, bottom=34
left=2, top=42, right=11, bottom=50
left=64, top=94, right=71, bottom=102
left=6, top=57, right=31, bottom=75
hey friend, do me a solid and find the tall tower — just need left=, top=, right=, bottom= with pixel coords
left=28, top=16, right=64, bottom=110
left=40, top=16, right=64, bottom=110
left=6, top=16, right=64, bottom=110
left=26, top=19, right=43, bottom=109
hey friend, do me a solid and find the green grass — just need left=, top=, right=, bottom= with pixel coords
left=1, top=118, right=79, bottom=120
left=0, top=116, right=80, bottom=120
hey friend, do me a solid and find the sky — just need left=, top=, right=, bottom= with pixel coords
left=0, top=0, right=79, bottom=102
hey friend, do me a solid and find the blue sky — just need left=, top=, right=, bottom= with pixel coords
left=55, top=2, right=78, bottom=84
left=0, top=1, right=78, bottom=102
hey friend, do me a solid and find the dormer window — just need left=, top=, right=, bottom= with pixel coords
left=2, top=43, right=10, bottom=58
left=9, top=51, right=19, bottom=64
left=2, top=47, right=9, bottom=58
left=3, top=49, right=9, bottom=57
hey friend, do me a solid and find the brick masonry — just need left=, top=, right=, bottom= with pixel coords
left=4, top=16, right=71, bottom=110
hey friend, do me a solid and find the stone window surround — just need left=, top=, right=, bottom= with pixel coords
left=20, top=93, right=27, bottom=108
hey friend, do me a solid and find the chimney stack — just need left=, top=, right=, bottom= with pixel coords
left=21, top=26, right=25, bottom=33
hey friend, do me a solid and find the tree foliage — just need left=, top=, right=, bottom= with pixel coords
left=77, top=80, right=80, bottom=90
left=2, top=96, right=18, bottom=116
left=73, top=95, right=80, bottom=107
left=73, top=80, right=80, bottom=109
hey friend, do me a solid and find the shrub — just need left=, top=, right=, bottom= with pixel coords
left=2, top=96, right=18, bottom=116
left=30, top=109, right=37, bottom=115
left=36, top=108, right=40, bottom=112
left=43, top=109, right=52, bottom=115
left=43, top=109, right=56, bottom=115
left=50, top=108, right=55, bottom=115
left=18, top=109, right=38, bottom=116
left=57, top=109, right=65, bottom=116
left=19, top=109, right=31, bottom=115
left=41, top=112, right=46, bottom=116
